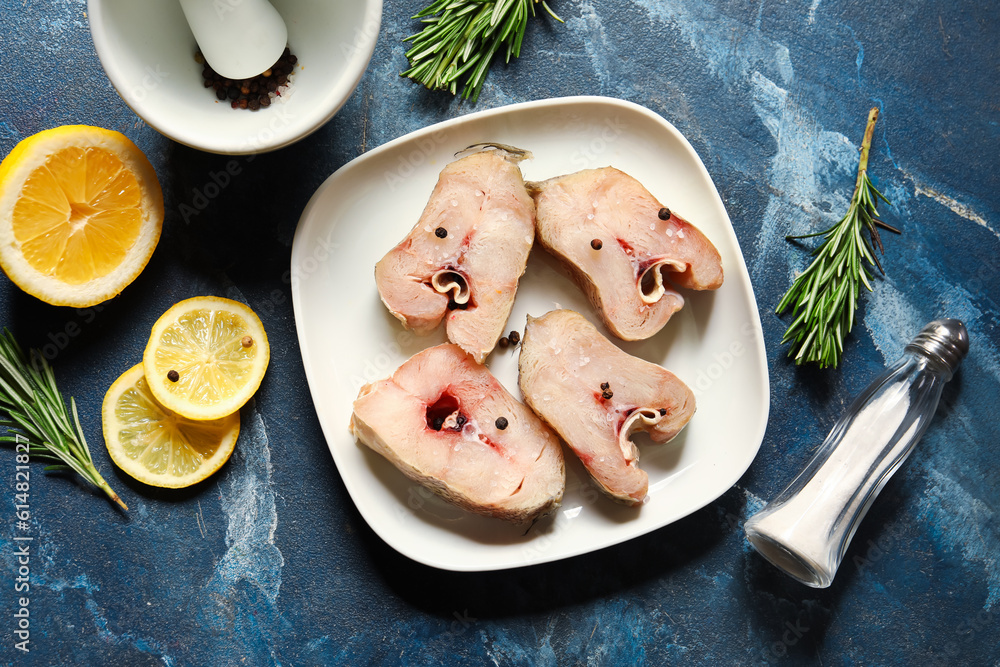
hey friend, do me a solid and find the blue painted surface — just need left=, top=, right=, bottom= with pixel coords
left=1, top=0, right=998, bottom=664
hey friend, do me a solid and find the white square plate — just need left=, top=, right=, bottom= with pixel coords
left=291, top=96, right=769, bottom=571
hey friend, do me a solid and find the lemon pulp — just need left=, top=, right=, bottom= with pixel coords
left=103, top=364, right=240, bottom=488
left=13, top=147, right=143, bottom=284
left=0, top=125, right=163, bottom=307
left=143, top=297, right=270, bottom=421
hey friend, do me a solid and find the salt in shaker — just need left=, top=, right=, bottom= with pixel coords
left=744, top=319, right=969, bottom=587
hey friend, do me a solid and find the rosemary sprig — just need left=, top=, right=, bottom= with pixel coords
left=776, top=107, right=900, bottom=369
left=402, top=0, right=563, bottom=102
left=0, top=329, right=127, bottom=510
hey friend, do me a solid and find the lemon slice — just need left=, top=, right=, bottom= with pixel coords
left=102, top=364, right=240, bottom=488
left=143, top=296, right=270, bottom=421
left=0, top=125, right=164, bottom=307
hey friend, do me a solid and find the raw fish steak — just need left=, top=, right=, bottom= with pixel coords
left=530, top=167, right=723, bottom=341
left=518, top=310, right=695, bottom=505
left=350, top=343, right=565, bottom=523
left=375, top=146, right=535, bottom=363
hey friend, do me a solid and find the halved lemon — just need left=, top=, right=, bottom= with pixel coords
left=0, top=125, right=163, bottom=307
left=102, top=364, right=240, bottom=488
left=143, top=296, right=270, bottom=421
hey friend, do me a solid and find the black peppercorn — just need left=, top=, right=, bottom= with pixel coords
left=495, top=417, right=509, bottom=430
left=659, top=408, right=667, bottom=416
left=591, top=238, right=603, bottom=250
left=602, top=389, right=614, bottom=400
left=167, top=370, right=180, bottom=382
left=508, top=331, right=520, bottom=345
left=658, top=207, right=671, bottom=220
left=199, top=48, right=298, bottom=111
left=498, top=337, right=509, bottom=349
left=435, top=227, right=448, bottom=238
left=600, top=381, right=610, bottom=391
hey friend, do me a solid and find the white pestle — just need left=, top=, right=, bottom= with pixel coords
left=179, top=0, right=288, bottom=81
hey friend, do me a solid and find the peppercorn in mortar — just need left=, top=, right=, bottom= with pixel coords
left=197, top=46, right=298, bottom=110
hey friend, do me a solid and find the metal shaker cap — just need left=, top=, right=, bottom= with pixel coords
left=905, top=318, right=969, bottom=379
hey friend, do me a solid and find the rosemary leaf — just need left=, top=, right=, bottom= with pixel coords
left=0, top=329, right=127, bottom=510
left=776, top=107, right=900, bottom=369
left=402, top=0, right=564, bottom=102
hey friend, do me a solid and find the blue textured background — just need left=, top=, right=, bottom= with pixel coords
left=1, top=0, right=999, bottom=664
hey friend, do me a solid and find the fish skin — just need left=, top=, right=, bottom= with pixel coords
left=350, top=343, right=565, bottom=523
left=518, top=310, right=696, bottom=505
left=375, top=151, right=535, bottom=363
left=530, top=167, right=724, bottom=341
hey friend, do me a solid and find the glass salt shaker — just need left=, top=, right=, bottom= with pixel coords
left=744, top=318, right=969, bottom=588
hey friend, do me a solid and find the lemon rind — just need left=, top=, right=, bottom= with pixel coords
left=102, top=363, right=240, bottom=488
left=142, top=297, right=270, bottom=422
left=0, top=125, right=164, bottom=307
